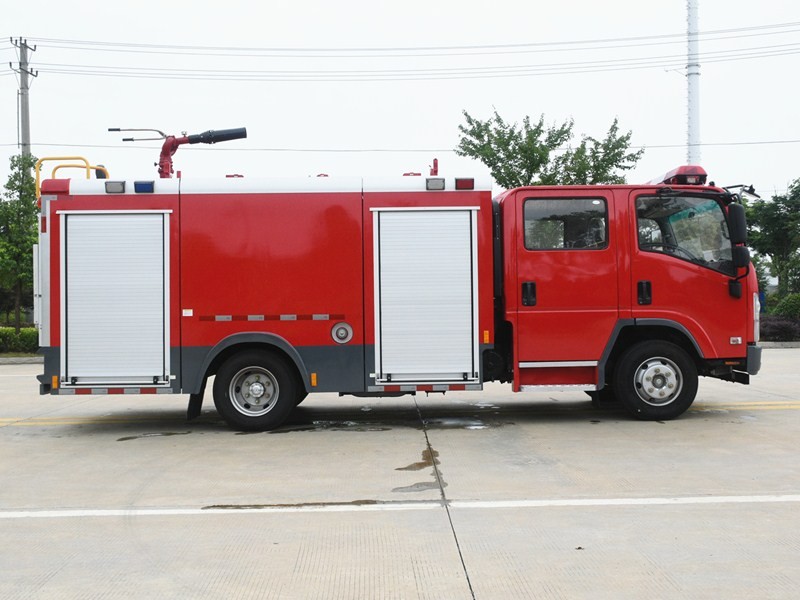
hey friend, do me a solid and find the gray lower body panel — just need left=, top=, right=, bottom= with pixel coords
left=181, top=344, right=367, bottom=395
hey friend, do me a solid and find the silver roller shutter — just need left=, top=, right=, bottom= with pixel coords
left=374, top=209, right=478, bottom=384
left=63, top=213, right=169, bottom=386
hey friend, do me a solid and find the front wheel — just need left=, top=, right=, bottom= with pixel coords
left=213, top=350, right=299, bottom=431
left=614, top=341, right=698, bottom=421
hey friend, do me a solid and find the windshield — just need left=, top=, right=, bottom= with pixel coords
left=636, top=195, right=734, bottom=275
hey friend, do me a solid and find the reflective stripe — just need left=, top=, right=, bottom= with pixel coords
left=367, top=383, right=483, bottom=393
left=519, top=361, right=598, bottom=368
left=520, top=385, right=597, bottom=392
left=199, top=313, right=344, bottom=321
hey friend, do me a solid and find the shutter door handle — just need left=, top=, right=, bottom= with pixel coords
left=522, top=281, right=537, bottom=306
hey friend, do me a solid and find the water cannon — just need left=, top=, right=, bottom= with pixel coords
left=109, top=126, right=247, bottom=178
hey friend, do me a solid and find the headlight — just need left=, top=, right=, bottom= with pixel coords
left=753, top=293, right=761, bottom=343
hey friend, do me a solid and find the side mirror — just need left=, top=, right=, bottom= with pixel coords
left=732, top=245, right=750, bottom=268
left=728, top=203, right=747, bottom=245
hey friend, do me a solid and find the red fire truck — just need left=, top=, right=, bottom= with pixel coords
left=33, top=127, right=762, bottom=430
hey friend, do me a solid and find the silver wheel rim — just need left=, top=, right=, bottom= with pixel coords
left=228, top=366, right=279, bottom=417
left=633, top=356, right=683, bottom=407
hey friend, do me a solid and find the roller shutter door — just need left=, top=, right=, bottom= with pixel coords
left=63, top=213, right=169, bottom=386
left=374, top=209, right=478, bottom=384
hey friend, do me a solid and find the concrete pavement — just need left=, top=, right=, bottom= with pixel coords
left=1, top=349, right=798, bottom=598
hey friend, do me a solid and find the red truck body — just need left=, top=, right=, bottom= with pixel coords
left=34, top=161, right=761, bottom=430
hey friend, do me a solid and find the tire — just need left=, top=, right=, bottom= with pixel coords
left=613, top=341, right=698, bottom=421
left=213, top=350, right=299, bottom=431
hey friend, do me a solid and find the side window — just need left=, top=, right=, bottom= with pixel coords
left=523, top=198, right=608, bottom=250
left=636, top=195, right=734, bottom=275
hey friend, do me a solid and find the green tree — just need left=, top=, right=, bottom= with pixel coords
left=455, top=110, right=644, bottom=189
left=0, top=153, right=39, bottom=332
left=747, top=180, right=800, bottom=298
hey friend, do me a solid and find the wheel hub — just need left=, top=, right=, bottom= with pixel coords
left=247, top=380, right=266, bottom=401
left=634, top=358, right=682, bottom=406
left=229, top=367, right=279, bottom=416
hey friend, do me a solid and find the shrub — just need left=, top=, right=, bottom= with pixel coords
left=773, top=293, right=800, bottom=319
left=763, top=293, right=782, bottom=314
left=0, top=327, right=38, bottom=353
left=760, top=315, right=800, bottom=342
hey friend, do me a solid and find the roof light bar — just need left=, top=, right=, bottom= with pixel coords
left=648, top=165, right=708, bottom=186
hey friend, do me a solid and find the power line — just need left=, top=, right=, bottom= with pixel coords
left=25, top=36, right=800, bottom=83
left=25, top=21, right=800, bottom=56
left=31, top=45, right=800, bottom=82
left=3, top=138, right=799, bottom=152
left=31, top=42, right=800, bottom=78
left=28, top=28, right=800, bottom=60
left=35, top=52, right=800, bottom=82
left=13, top=21, right=799, bottom=84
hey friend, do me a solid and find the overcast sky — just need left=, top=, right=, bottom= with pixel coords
left=2, top=1, right=799, bottom=196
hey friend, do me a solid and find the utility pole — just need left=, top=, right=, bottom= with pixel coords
left=686, top=0, right=700, bottom=165
left=10, top=38, right=38, bottom=157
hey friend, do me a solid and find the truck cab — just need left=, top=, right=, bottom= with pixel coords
left=490, top=167, right=761, bottom=420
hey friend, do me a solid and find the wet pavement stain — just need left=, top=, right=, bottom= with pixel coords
left=396, top=448, right=439, bottom=471
left=268, top=420, right=391, bottom=434
left=473, top=402, right=501, bottom=410
left=423, top=417, right=490, bottom=430
left=391, top=481, right=441, bottom=493
left=393, top=448, right=447, bottom=493
left=117, top=431, right=192, bottom=442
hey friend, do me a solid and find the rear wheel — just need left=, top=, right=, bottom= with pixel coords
left=213, top=350, right=298, bottom=431
left=614, top=341, right=698, bottom=420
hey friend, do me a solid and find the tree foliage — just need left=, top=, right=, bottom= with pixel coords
left=746, top=179, right=800, bottom=298
left=773, top=293, right=800, bottom=319
left=455, top=110, right=644, bottom=189
left=0, top=153, right=38, bottom=332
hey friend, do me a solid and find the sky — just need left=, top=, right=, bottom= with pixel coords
left=2, top=0, right=799, bottom=197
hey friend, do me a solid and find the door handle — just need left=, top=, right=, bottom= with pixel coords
left=522, top=281, right=537, bottom=306
left=638, top=280, right=652, bottom=305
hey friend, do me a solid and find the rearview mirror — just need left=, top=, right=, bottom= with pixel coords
left=728, top=203, right=747, bottom=245
left=732, top=245, right=750, bottom=269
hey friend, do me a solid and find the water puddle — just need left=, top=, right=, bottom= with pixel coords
left=268, top=420, right=391, bottom=434
left=393, top=448, right=447, bottom=493
left=423, top=417, right=489, bottom=430
left=391, top=481, right=441, bottom=493
left=473, top=402, right=500, bottom=410
left=117, top=431, right=192, bottom=442
left=396, top=448, right=439, bottom=471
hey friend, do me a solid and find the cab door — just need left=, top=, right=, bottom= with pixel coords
left=511, top=189, right=619, bottom=387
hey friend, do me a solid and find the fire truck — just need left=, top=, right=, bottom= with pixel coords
left=33, top=127, right=762, bottom=431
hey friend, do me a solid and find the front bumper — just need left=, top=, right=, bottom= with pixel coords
left=747, top=344, right=762, bottom=376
